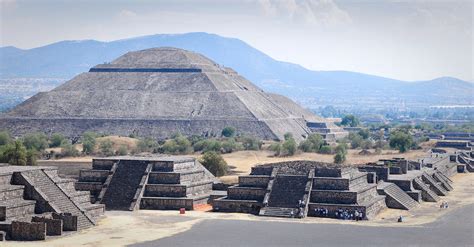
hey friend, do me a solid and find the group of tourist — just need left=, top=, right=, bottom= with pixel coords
left=334, top=208, right=364, bottom=221
left=440, top=201, right=449, bottom=209
left=314, top=208, right=329, bottom=217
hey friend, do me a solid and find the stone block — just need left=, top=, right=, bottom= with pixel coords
left=11, top=221, right=46, bottom=241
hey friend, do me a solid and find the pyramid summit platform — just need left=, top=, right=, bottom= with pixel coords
left=0, top=47, right=346, bottom=141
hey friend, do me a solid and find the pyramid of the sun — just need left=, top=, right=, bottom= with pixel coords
left=0, top=48, right=346, bottom=141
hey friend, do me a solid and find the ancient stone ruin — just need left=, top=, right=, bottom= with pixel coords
left=75, top=156, right=218, bottom=211
left=0, top=166, right=104, bottom=241
left=0, top=47, right=347, bottom=142
left=213, top=154, right=460, bottom=219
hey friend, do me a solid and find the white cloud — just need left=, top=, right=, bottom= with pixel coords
left=117, top=9, right=138, bottom=19
left=257, top=0, right=352, bottom=26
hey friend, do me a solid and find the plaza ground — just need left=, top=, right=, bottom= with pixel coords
left=4, top=173, right=472, bottom=247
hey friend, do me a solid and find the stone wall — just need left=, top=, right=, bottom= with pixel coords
left=11, top=221, right=46, bottom=241
left=238, top=176, right=270, bottom=188
left=312, top=178, right=349, bottom=190
left=31, top=217, right=62, bottom=236
left=227, top=187, right=266, bottom=201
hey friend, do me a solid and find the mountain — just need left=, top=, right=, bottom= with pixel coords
left=1, top=32, right=472, bottom=109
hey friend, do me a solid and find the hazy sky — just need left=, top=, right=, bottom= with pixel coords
left=0, top=0, right=472, bottom=81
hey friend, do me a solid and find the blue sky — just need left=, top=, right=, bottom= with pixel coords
left=0, top=0, right=472, bottom=82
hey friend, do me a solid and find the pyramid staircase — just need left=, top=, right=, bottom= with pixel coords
left=413, top=177, right=440, bottom=202
left=377, top=182, right=418, bottom=210
left=433, top=171, right=453, bottom=191
left=421, top=172, right=448, bottom=196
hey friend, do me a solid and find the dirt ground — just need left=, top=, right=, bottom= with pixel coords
left=5, top=173, right=473, bottom=247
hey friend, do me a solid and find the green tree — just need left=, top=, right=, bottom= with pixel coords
left=3, top=140, right=27, bottom=166
left=162, top=134, right=192, bottom=154
left=298, top=133, right=323, bottom=153
left=335, top=143, right=348, bottom=155
left=221, top=127, right=236, bottom=138
left=136, top=138, right=158, bottom=153
left=389, top=131, right=413, bottom=153
left=0, top=131, right=11, bottom=146
left=340, top=115, right=360, bottom=127
left=26, top=149, right=38, bottom=166
left=82, top=132, right=97, bottom=154
left=49, top=133, right=66, bottom=148
left=22, top=133, right=48, bottom=151
left=199, top=151, right=228, bottom=177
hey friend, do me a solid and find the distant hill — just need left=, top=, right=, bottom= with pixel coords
left=1, top=32, right=472, bottom=109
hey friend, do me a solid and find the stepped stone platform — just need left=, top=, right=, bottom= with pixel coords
left=0, top=165, right=104, bottom=241
left=213, top=161, right=386, bottom=220
left=0, top=47, right=347, bottom=142
left=76, top=156, right=217, bottom=211
left=359, top=154, right=458, bottom=206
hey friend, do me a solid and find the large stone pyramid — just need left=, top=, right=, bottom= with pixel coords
left=0, top=48, right=346, bottom=141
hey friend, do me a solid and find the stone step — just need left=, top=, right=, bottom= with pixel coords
left=433, top=172, right=453, bottom=191
left=413, top=177, right=440, bottom=202
left=422, top=173, right=448, bottom=196
left=0, top=199, right=36, bottom=220
left=378, top=182, right=418, bottom=210
left=259, top=207, right=300, bottom=218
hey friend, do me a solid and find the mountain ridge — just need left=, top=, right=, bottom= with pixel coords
left=1, top=32, right=472, bottom=109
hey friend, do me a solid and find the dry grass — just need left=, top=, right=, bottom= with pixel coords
left=95, top=136, right=139, bottom=151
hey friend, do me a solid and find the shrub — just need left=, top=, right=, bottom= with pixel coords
left=199, top=151, right=228, bottom=177
left=349, top=133, right=363, bottom=149
left=221, top=127, right=236, bottom=138
left=319, top=145, right=332, bottom=154
left=358, top=129, right=370, bottom=139
left=193, top=139, right=221, bottom=153
left=60, top=141, right=80, bottom=157
left=99, top=140, right=114, bottom=156
left=283, top=132, right=293, bottom=141
left=50, top=133, right=66, bottom=148
left=221, top=138, right=242, bottom=153
left=136, top=138, right=158, bottom=153
left=298, top=134, right=323, bottom=153
left=334, top=143, right=348, bottom=155
left=162, top=134, right=192, bottom=154
left=282, top=137, right=297, bottom=156
left=241, top=136, right=261, bottom=150
left=269, top=143, right=282, bottom=156
left=334, top=151, right=346, bottom=164
left=82, top=132, right=97, bottom=154
left=22, top=133, right=48, bottom=151
left=0, top=130, right=11, bottom=146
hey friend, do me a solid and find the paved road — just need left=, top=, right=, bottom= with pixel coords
left=133, top=204, right=474, bottom=247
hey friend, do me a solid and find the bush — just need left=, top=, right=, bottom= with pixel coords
left=193, top=139, right=221, bottom=153
left=361, top=140, right=373, bottom=150
left=334, top=151, right=346, bottom=164
left=82, top=132, right=97, bottom=154
left=221, top=138, right=243, bottom=153
left=22, top=133, right=48, bottom=151
left=50, top=133, right=66, bottom=148
left=0, top=130, right=11, bottom=146
left=60, top=141, right=79, bottom=157
left=283, top=132, right=293, bottom=141
left=99, top=140, right=114, bottom=156
left=136, top=138, right=158, bottom=153
left=241, top=136, right=261, bottom=151
left=298, top=134, right=323, bottom=153
left=358, top=129, right=370, bottom=139
left=162, top=134, right=192, bottom=154
left=199, top=151, right=228, bottom=177
left=335, top=143, right=348, bottom=155
left=221, top=127, right=236, bottom=138
left=269, top=143, right=282, bottom=156
left=348, top=133, right=363, bottom=149
left=282, top=137, right=297, bottom=156
left=319, top=145, right=332, bottom=154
